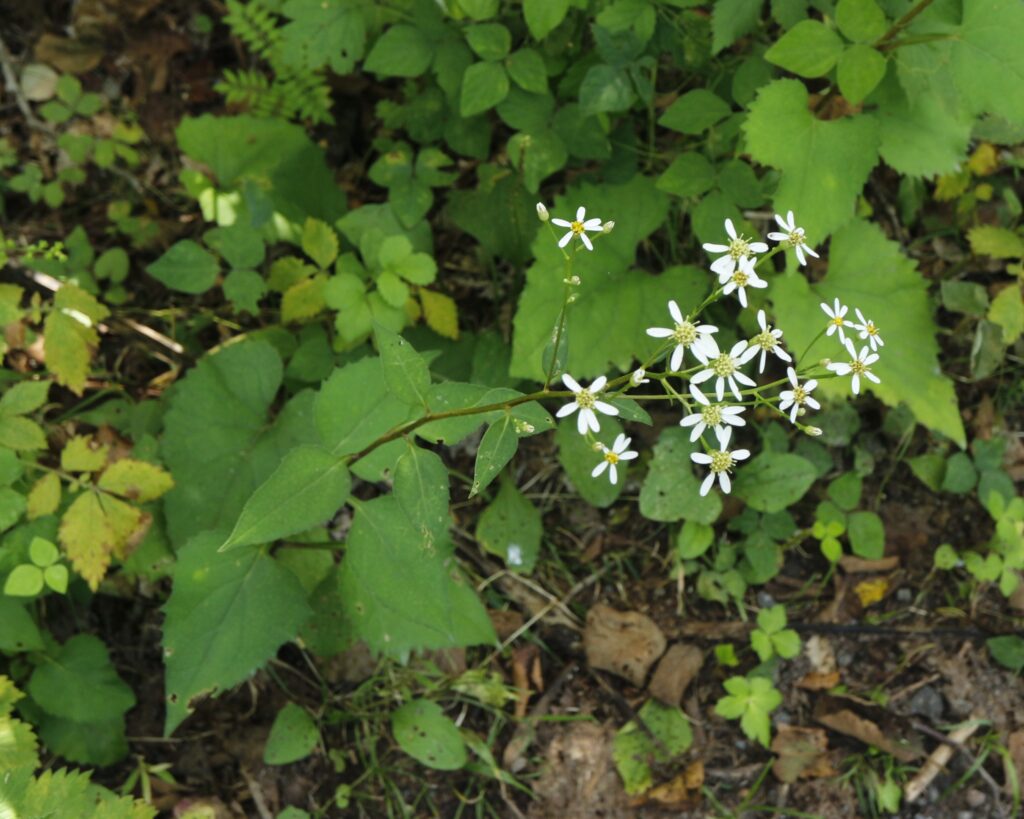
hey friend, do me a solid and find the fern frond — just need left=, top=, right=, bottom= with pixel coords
left=224, top=0, right=281, bottom=59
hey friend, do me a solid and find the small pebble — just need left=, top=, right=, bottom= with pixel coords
left=965, top=788, right=986, bottom=808
left=908, top=686, right=945, bottom=722
left=837, top=649, right=855, bottom=668
left=896, top=588, right=913, bottom=603
left=756, top=591, right=775, bottom=608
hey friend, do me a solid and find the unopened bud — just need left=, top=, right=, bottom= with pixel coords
left=536, top=202, right=549, bottom=222
left=602, top=220, right=615, bottom=234
left=805, top=426, right=823, bottom=437
left=513, top=419, right=535, bottom=435
left=630, top=368, right=649, bottom=387
left=591, top=441, right=604, bottom=453
left=819, top=358, right=831, bottom=367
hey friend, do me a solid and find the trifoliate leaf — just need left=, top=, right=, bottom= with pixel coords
left=744, top=79, right=879, bottom=241
left=97, top=459, right=174, bottom=502
left=61, top=435, right=110, bottom=473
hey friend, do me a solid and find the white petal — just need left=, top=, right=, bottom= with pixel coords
left=805, top=379, right=818, bottom=391
left=700, top=335, right=720, bottom=358
left=580, top=232, right=594, bottom=251
left=691, top=369, right=714, bottom=384
left=805, top=396, right=821, bottom=409
left=703, top=243, right=729, bottom=253
left=715, top=378, right=725, bottom=402
left=850, top=374, right=861, bottom=395
left=749, top=276, right=768, bottom=289
left=738, top=345, right=759, bottom=365
left=710, top=255, right=734, bottom=276
left=728, top=376, right=743, bottom=401
left=758, top=350, right=767, bottom=373
left=668, top=299, right=684, bottom=325
left=647, top=326, right=673, bottom=338
left=592, top=460, right=609, bottom=478
left=795, top=245, right=807, bottom=266
left=828, top=363, right=851, bottom=375
left=577, top=410, right=590, bottom=435
left=718, top=472, right=731, bottom=494
left=863, top=353, right=879, bottom=367
left=700, top=472, right=715, bottom=497
left=618, top=451, right=638, bottom=461
left=716, top=426, right=732, bottom=449
left=787, top=367, right=798, bottom=387
left=790, top=404, right=800, bottom=423
left=608, top=464, right=618, bottom=485
left=774, top=213, right=788, bottom=230
left=613, top=433, right=629, bottom=452
left=804, top=245, right=820, bottom=258
left=689, top=422, right=705, bottom=442
left=558, top=231, right=573, bottom=248
left=864, top=371, right=881, bottom=384
left=551, top=218, right=571, bottom=228
left=582, top=218, right=602, bottom=230
left=562, top=373, right=582, bottom=393
left=757, top=309, right=767, bottom=331
left=725, top=218, right=737, bottom=239
left=576, top=206, right=586, bottom=222
left=681, top=414, right=702, bottom=427
left=689, top=383, right=709, bottom=405
left=729, top=340, right=748, bottom=358
left=737, top=287, right=748, bottom=308
left=691, top=452, right=713, bottom=465
left=732, top=449, right=750, bottom=461
left=749, top=242, right=769, bottom=253
left=855, top=308, right=867, bottom=325
left=820, top=301, right=835, bottom=318
left=767, top=231, right=788, bottom=242
left=779, top=395, right=794, bottom=411
left=786, top=210, right=795, bottom=226
left=670, top=345, right=684, bottom=372
left=586, top=410, right=600, bottom=433
left=696, top=324, right=717, bottom=334
left=593, top=401, right=619, bottom=416
left=556, top=402, right=578, bottom=418
left=590, top=375, right=607, bottom=392
left=721, top=405, right=745, bottom=418
left=774, top=347, right=792, bottom=362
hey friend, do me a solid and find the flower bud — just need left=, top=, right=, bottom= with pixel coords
left=592, top=441, right=605, bottom=453
left=630, top=368, right=649, bottom=386
left=819, top=358, right=831, bottom=367
left=536, top=202, right=549, bottom=222
left=602, top=220, right=615, bottom=234
left=805, top=426, right=823, bottom=437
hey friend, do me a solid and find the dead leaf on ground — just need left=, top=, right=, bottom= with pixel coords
left=771, top=725, right=836, bottom=783
left=839, top=555, right=899, bottom=573
left=799, top=635, right=840, bottom=690
left=649, top=643, right=703, bottom=706
left=584, top=603, right=666, bottom=687
left=34, top=34, right=104, bottom=74
left=636, top=760, right=704, bottom=809
left=814, top=697, right=923, bottom=762
left=1006, top=730, right=1024, bottom=796
left=488, top=609, right=524, bottom=641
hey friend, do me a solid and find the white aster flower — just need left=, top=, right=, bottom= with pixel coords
left=767, top=210, right=819, bottom=267
left=680, top=383, right=746, bottom=443
left=702, top=218, right=769, bottom=277
left=851, top=308, right=884, bottom=351
left=720, top=256, right=768, bottom=309
left=691, top=336, right=758, bottom=402
left=645, top=299, right=718, bottom=371
left=820, top=298, right=853, bottom=344
left=536, top=202, right=549, bottom=222
left=690, top=427, right=751, bottom=496
left=778, top=367, right=820, bottom=423
left=551, top=206, right=603, bottom=251
left=556, top=373, right=619, bottom=434
left=591, top=433, right=638, bottom=485
left=749, top=309, right=792, bottom=373
left=630, top=368, right=649, bottom=387
left=826, top=339, right=880, bottom=395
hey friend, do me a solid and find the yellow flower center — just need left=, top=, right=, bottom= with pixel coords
left=570, top=220, right=585, bottom=235
left=832, top=316, right=845, bottom=327
left=701, top=405, right=723, bottom=426
left=604, top=451, right=620, bottom=465
left=792, top=385, right=807, bottom=403
left=731, top=269, right=749, bottom=287
left=728, top=237, right=751, bottom=260
left=788, top=228, right=805, bottom=246
left=712, top=354, right=735, bottom=377
left=850, top=360, right=869, bottom=376
left=865, top=322, right=879, bottom=336
left=576, top=389, right=595, bottom=409
left=754, top=330, right=776, bottom=350
left=672, top=320, right=698, bottom=346
left=709, top=450, right=734, bottom=473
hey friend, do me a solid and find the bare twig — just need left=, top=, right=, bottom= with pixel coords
left=903, top=718, right=985, bottom=805
left=0, top=33, right=47, bottom=131
left=909, top=718, right=1005, bottom=815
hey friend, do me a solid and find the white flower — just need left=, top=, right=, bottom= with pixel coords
left=551, top=206, right=603, bottom=251
left=820, top=298, right=853, bottom=344
left=749, top=309, right=792, bottom=373
left=851, top=308, right=884, bottom=351
left=536, top=202, right=549, bottom=222
left=591, top=433, right=638, bottom=485
left=778, top=367, right=821, bottom=423
left=691, top=336, right=758, bottom=402
left=630, top=368, right=649, bottom=387
left=702, top=218, right=769, bottom=277
left=690, top=427, right=751, bottom=496
left=719, top=256, right=768, bottom=309
left=645, top=299, right=718, bottom=372
left=826, top=339, right=881, bottom=395
left=556, top=373, right=619, bottom=434
left=680, top=383, right=746, bottom=443
left=767, top=210, right=819, bottom=267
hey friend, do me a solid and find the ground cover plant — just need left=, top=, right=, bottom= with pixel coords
left=0, top=0, right=1023, bottom=816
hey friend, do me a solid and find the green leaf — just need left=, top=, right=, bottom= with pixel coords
left=43, top=285, right=109, bottom=396
left=0, top=448, right=23, bottom=487
left=61, top=435, right=109, bottom=473
left=835, top=0, right=887, bottom=42
left=837, top=45, right=886, bottom=105
left=0, top=416, right=46, bottom=451
left=578, top=64, right=635, bottom=115
left=733, top=453, right=816, bottom=513
left=969, top=226, right=1024, bottom=259
left=29, top=635, right=135, bottom=723
left=465, top=23, right=511, bottom=61
left=35, top=713, right=129, bottom=767
left=523, top=0, right=569, bottom=40
left=987, top=635, right=1024, bottom=673
left=941, top=280, right=989, bottom=317
left=203, top=223, right=265, bottom=270
left=94, top=247, right=129, bottom=282
left=988, top=285, right=1024, bottom=344
left=506, top=48, right=547, bottom=93
left=765, top=19, right=844, bottom=77
left=315, top=357, right=414, bottom=458
left=933, top=543, right=959, bottom=570
left=476, top=477, right=541, bottom=573
left=659, top=89, right=731, bottom=135
left=613, top=700, right=693, bottom=795
left=827, top=472, right=862, bottom=512
left=364, top=25, right=433, bottom=78
left=375, top=324, right=431, bottom=406
left=145, top=240, right=220, bottom=294
left=29, top=536, right=59, bottom=567
left=676, top=520, right=715, bottom=560
left=555, top=417, right=627, bottom=509
left=459, top=0, right=498, bottom=20
left=223, top=268, right=266, bottom=314
left=771, top=219, right=966, bottom=446
left=279, top=0, right=366, bottom=74
left=0, top=380, right=50, bottom=415
left=3, top=564, right=43, bottom=597
left=264, top=702, right=318, bottom=765
left=847, top=510, right=885, bottom=559
left=712, top=0, right=762, bottom=54
left=507, top=129, right=568, bottom=193
left=221, top=445, right=350, bottom=551
left=744, top=79, right=879, bottom=240
left=44, top=564, right=67, bottom=594
left=0, top=598, right=44, bottom=651
left=950, top=0, right=1024, bottom=127
left=394, top=444, right=450, bottom=554
left=460, top=61, right=509, bottom=117
left=391, top=699, right=467, bottom=771
left=470, top=415, right=519, bottom=498
left=301, top=217, right=339, bottom=269
left=639, top=427, right=721, bottom=524
left=657, top=152, right=715, bottom=198
left=163, top=532, right=312, bottom=734
left=340, top=496, right=495, bottom=657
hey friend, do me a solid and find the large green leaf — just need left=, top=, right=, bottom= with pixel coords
left=339, top=496, right=495, bottom=658
left=375, top=324, right=431, bottom=407
left=163, top=532, right=312, bottom=734
left=28, top=635, right=135, bottom=724
left=638, top=427, right=721, bottom=524
left=771, top=219, right=965, bottom=445
left=394, top=444, right=450, bottom=553
left=732, top=452, right=817, bottom=513
left=744, top=79, right=879, bottom=241
left=511, top=175, right=709, bottom=380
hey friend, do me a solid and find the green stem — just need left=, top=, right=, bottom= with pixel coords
left=875, top=0, right=935, bottom=47
left=878, top=32, right=952, bottom=51
left=543, top=253, right=575, bottom=391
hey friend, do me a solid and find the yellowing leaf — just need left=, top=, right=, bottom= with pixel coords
left=42, top=285, right=110, bottom=395
left=967, top=142, right=998, bottom=176
left=988, top=284, right=1024, bottom=344
left=968, top=225, right=1024, bottom=260
left=281, top=274, right=327, bottom=323
left=854, top=577, right=888, bottom=607
left=934, top=169, right=971, bottom=202
left=419, top=289, right=459, bottom=340
left=27, top=472, right=61, bottom=519
left=60, top=435, right=110, bottom=473
left=59, top=492, right=143, bottom=590
left=97, top=460, right=174, bottom=502
left=301, top=217, right=339, bottom=269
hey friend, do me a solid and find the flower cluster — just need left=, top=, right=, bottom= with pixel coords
left=538, top=205, right=886, bottom=497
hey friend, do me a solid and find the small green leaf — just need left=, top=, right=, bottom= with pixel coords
left=659, top=89, right=731, bottom=135
left=0, top=597, right=44, bottom=651
left=613, top=700, right=693, bottom=796
left=97, top=459, right=174, bottom=502
left=733, top=453, right=816, bottom=513
left=375, top=324, right=431, bottom=406
left=908, top=452, right=945, bottom=492
left=523, top=0, right=569, bottom=40
left=3, top=564, right=44, bottom=597
left=44, top=564, right=68, bottom=594
left=221, top=445, right=351, bottom=551
left=301, top=218, right=339, bottom=269
left=847, top=510, right=885, bottom=559
left=223, top=268, right=266, bottom=314
left=941, top=452, right=978, bottom=494
left=578, top=64, right=635, bottom=115
left=969, top=226, right=1024, bottom=260
left=933, top=543, right=959, bottom=570
left=657, top=152, right=715, bottom=198
left=203, top=223, right=265, bottom=270
left=145, top=240, right=220, bottom=294
left=470, top=416, right=519, bottom=498
left=837, top=45, right=886, bottom=105
left=639, top=427, right=721, bottom=523
left=941, top=280, right=989, bottom=317
left=460, top=61, right=509, bottom=117
left=676, top=520, right=714, bottom=560
left=61, top=435, right=109, bottom=473
left=827, top=472, right=862, bottom=512
left=391, top=699, right=467, bottom=770
left=988, top=285, right=1024, bottom=344
left=394, top=445, right=449, bottom=553
left=264, top=702, right=319, bottom=765
left=29, top=634, right=135, bottom=722
left=835, top=0, right=888, bottom=42
left=476, top=477, right=541, bottom=572
left=364, top=25, right=433, bottom=77
left=987, top=635, right=1024, bottom=673
left=506, top=48, right=547, bottom=93
left=0, top=416, right=46, bottom=451
left=0, top=380, right=50, bottom=415
left=765, top=19, right=845, bottom=78
left=29, top=536, right=59, bottom=567
left=465, top=23, right=511, bottom=61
